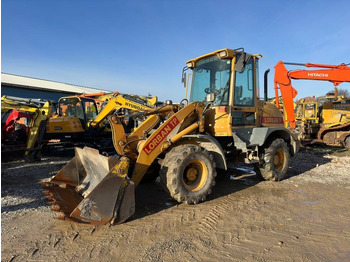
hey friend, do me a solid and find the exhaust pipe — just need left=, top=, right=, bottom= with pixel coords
left=264, top=69, right=270, bottom=101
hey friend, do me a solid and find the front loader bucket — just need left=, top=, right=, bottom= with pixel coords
left=40, top=147, right=135, bottom=225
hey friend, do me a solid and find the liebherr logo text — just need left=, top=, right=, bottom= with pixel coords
left=308, top=73, right=328, bottom=77
left=143, top=116, right=180, bottom=155
left=125, top=102, right=143, bottom=111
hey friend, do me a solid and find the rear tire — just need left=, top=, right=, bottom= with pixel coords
left=254, top=138, right=290, bottom=181
left=160, top=144, right=216, bottom=204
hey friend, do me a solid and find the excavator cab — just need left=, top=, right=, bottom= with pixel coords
left=58, top=97, right=98, bottom=125
left=46, top=96, right=99, bottom=140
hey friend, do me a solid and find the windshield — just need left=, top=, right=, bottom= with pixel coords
left=189, top=55, right=231, bottom=106
left=59, top=97, right=85, bottom=119
left=59, top=97, right=98, bottom=121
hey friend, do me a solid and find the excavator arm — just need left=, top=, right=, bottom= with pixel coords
left=90, top=93, right=156, bottom=128
left=274, top=61, right=350, bottom=128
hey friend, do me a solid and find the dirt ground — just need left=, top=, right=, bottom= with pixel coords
left=1, top=147, right=350, bottom=262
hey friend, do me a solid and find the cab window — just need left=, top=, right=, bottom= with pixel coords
left=234, top=56, right=254, bottom=107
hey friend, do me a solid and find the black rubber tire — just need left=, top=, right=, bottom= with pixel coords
left=344, top=136, right=350, bottom=150
left=160, top=144, right=216, bottom=204
left=254, top=138, right=290, bottom=181
left=141, top=162, right=160, bottom=183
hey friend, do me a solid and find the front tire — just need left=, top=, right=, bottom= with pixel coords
left=344, top=136, right=350, bottom=150
left=254, top=138, right=290, bottom=181
left=160, top=145, right=216, bottom=204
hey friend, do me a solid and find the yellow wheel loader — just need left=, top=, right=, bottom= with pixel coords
left=41, top=48, right=299, bottom=225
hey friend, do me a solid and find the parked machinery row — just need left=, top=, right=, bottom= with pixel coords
left=1, top=92, right=159, bottom=161
left=3, top=47, right=348, bottom=227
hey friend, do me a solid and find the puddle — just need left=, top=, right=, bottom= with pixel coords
left=234, top=166, right=255, bottom=174
left=229, top=164, right=256, bottom=184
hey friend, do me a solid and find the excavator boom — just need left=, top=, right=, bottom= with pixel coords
left=288, top=62, right=350, bottom=86
left=274, top=61, right=350, bottom=128
left=90, top=93, right=157, bottom=128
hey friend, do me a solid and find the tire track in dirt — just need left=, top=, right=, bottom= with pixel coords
left=3, top=152, right=350, bottom=262
left=52, top=178, right=257, bottom=261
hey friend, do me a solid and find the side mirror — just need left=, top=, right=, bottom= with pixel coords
left=206, top=93, right=215, bottom=103
left=235, top=53, right=251, bottom=73
left=182, top=72, right=187, bottom=87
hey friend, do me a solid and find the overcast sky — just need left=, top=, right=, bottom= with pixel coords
left=2, top=0, right=350, bottom=102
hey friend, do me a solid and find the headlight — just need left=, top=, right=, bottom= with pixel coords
left=186, top=62, right=194, bottom=68
left=219, top=50, right=227, bottom=58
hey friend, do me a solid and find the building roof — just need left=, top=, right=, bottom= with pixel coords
left=1, top=72, right=109, bottom=94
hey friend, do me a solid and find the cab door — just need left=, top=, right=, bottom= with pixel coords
left=231, top=55, right=257, bottom=127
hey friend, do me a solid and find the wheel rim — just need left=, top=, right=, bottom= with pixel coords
left=183, top=160, right=208, bottom=191
left=274, top=148, right=286, bottom=172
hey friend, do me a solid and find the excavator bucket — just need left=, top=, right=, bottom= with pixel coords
left=40, top=147, right=135, bottom=225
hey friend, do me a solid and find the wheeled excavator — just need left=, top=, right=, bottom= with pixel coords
left=41, top=48, right=299, bottom=225
left=274, top=61, right=350, bottom=148
left=1, top=95, right=54, bottom=161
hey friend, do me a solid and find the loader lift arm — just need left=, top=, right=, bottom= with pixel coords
left=40, top=101, right=208, bottom=225
left=111, top=102, right=208, bottom=187
left=274, top=61, right=350, bottom=128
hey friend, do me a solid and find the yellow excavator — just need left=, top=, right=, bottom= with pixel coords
left=43, top=93, right=158, bottom=153
left=1, top=95, right=54, bottom=161
left=41, top=48, right=299, bottom=225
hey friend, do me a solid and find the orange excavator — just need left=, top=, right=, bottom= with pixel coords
left=274, top=61, right=350, bottom=147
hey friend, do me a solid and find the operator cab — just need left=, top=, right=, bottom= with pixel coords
left=184, top=48, right=261, bottom=129
left=58, top=97, right=99, bottom=127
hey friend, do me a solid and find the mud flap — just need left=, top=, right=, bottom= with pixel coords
left=40, top=147, right=135, bottom=225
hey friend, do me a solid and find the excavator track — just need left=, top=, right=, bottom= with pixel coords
left=318, top=122, right=350, bottom=147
